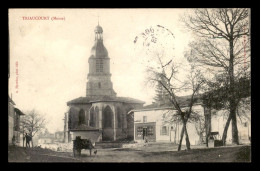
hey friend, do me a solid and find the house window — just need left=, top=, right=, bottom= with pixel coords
left=98, top=82, right=101, bottom=89
left=143, top=116, right=147, bottom=123
left=96, top=59, right=103, bottom=73
left=161, top=126, right=169, bottom=136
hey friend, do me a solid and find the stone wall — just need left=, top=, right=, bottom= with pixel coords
left=102, top=128, right=114, bottom=141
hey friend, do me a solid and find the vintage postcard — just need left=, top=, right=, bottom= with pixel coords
left=8, top=8, right=251, bottom=162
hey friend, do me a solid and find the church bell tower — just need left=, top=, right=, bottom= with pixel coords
left=86, top=24, right=117, bottom=98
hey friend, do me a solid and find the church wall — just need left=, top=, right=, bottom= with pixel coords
left=102, top=58, right=110, bottom=73
left=102, top=129, right=114, bottom=141
left=88, top=57, right=95, bottom=74
left=86, top=76, right=116, bottom=97
left=115, top=129, right=127, bottom=140
left=68, top=102, right=144, bottom=141
left=68, top=104, right=92, bottom=129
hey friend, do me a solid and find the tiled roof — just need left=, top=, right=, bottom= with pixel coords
left=8, top=96, right=15, bottom=105
left=14, top=108, right=25, bottom=115
left=128, top=94, right=203, bottom=112
left=67, top=96, right=145, bottom=105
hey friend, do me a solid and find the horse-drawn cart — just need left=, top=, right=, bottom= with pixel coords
left=73, top=136, right=95, bottom=157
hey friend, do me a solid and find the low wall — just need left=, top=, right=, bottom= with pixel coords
left=70, top=131, right=102, bottom=142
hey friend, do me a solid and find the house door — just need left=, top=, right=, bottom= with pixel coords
left=143, top=127, right=147, bottom=140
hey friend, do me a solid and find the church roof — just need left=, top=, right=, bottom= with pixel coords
left=90, top=41, right=108, bottom=58
left=94, top=25, right=103, bottom=33
left=67, top=96, right=145, bottom=105
left=91, top=24, right=108, bottom=58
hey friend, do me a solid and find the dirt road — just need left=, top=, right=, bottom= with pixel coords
left=8, top=144, right=251, bottom=162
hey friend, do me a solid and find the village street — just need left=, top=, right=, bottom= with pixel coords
left=8, top=143, right=250, bottom=162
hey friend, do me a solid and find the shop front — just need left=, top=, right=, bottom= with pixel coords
left=135, top=122, right=156, bottom=142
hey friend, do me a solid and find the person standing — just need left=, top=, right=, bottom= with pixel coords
left=25, top=133, right=31, bottom=148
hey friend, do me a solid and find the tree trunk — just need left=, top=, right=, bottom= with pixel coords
left=184, top=124, right=191, bottom=150
left=222, top=113, right=232, bottom=145
left=229, top=39, right=239, bottom=145
left=205, top=107, right=211, bottom=147
left=31, top=139, right=34, bottom=148
left=231, top=106, right=239, bottom=145
left=199, top=133, right=203, bottom=145
left=177, top=124, right=185, bottom=151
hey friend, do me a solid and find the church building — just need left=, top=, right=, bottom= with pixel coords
left=64, top=24, right=145, bottom=143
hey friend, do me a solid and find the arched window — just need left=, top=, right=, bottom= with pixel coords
left=117, top=107, right=122, bottom=128
left=78, top=109, right=85, bottom=125
left=90, top=107, right=95, bottom=127
left=103, top=106, right=113, bottom=128
left=94, top=106, right=99, bottom=127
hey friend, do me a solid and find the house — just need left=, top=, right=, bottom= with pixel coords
left=8, top=96, right=25, bottom=146
left=128, top=104, right=205, bottom=145
left=54, top=131, right=64, bottom=143
left=38, top=130, right=55, bottom=145
left=128, top=101, right=251, bottom=145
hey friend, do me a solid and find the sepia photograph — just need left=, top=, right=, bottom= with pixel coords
left=8, top=8, right=251, bottom=162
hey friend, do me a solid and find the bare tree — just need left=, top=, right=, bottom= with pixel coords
left=20, top=110, right=47, bottom=147
left=182, top=8, right=250, bottom=145
left=146, top=52, right=204, bottom=151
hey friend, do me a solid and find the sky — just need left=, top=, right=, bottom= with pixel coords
left=8, top=9, right=194, bottom=133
